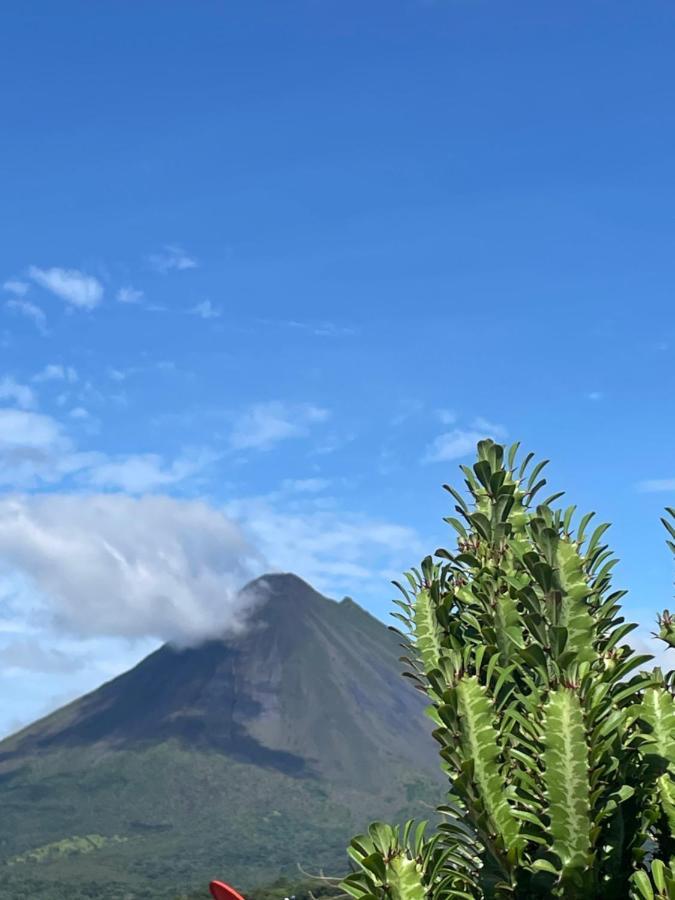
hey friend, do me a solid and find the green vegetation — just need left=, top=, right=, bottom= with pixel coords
left=0, top=741, right=437, bottom=898
left=7, top=833, right=129, bottom=865
left=342, top=441, right=675, bottom=899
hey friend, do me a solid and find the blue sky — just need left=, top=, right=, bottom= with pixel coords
left=0, top=1, right=674, bottom=736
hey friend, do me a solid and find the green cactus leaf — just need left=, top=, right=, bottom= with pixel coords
left=631, top=869, right=655, bottom=900
left=638, top=687, right=675, bottom=841
left=543, top=687, right=592, bottom=878
left=640, top=687, right=675, bottom=767
left=455, top=675, right=521, bottom=854
left=555, top=538, right=597, bottom=664
left=494, top=593, right=524, bottom=666
left=386, top=854, right=426, bottom=900
left=652, top=858, right=667, bottom=892
left=657, top=774, right=675, bottom=843
left=412, top=588, right=443, bottom=674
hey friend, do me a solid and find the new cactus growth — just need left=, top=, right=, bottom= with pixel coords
left=656, top=610, right=675, bottom=649
left=341, top=442, right=675, bottom=899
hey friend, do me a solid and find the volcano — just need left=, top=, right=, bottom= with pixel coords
left=0, top=574, right=443, bottom=900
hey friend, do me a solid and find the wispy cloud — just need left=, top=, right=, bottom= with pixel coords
left=637, top=478, right=675, bottom=493
left=189, top=299, right=221, bottom=319
left=230, top=401, right=330, bottom=451
left=5, top=298, right=48, bottom=334
left=148, top=245, right=198, bottom=274
left=0, top=408, right=64, bottom=451
left=107, top=367, right=129, bottom=382
left=0, top=377, right=36, bottom=410
left=422, top=417, right=508, bottom=463
left=2, top=279, right=29, bottom=297
left=81, top=448, right=218, bottom=493
left=225, top=491, right=424, bottom=600
left=116, top=285, right=144, bottom=304
left=588, top=391, right=604, bottom=401
left=0, top=408, right=98, bottom=488
left=33, top=364, right=78, bottom=383
left=28, top=266, right=103, bottom=310
left=280, top=477, right=331, bottom=494
left=0, top=401, right=218, bottom=494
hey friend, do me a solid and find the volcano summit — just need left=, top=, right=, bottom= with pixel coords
left=0, top=574, right=442, bottom=900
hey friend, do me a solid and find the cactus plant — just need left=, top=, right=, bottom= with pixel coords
left=341, top=442, right=675, bottom=899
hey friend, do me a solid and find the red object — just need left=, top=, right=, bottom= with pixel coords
left=210, top=881, right=247, bottom=900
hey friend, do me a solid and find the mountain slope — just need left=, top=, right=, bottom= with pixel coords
left=0, top=574, right=443, bottom=899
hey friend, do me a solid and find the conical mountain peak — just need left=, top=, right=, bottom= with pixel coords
left=0, top=573, right=435, bottom=781
left=0, top=573, right=442, bottom=897
left=242, top=571, right=333, bottom=610
left=248, top=571, right=315, bottom=591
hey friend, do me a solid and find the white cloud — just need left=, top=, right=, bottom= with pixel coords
left=148, top=245, right=198, bottom=274
left=472, top=416, right=507, bottom=434
left=230, top=402, right=330, bottom=451
left=6, top=298, right=48, bottom=335
left=637, top=479, right=675, bottom=493
left=33, top=364, right=78, bottom=383
left=81, top=448, right=217, bottom=493
left=0, top=494, right=264, bottom=643
left=280, top=477, right=330, bottom=494
left=0, top=377, right=36, bottom=410
left=28, top=266, right=103, bottom=310
left=3, top=279, right=29, bottom=297
left=0, top=409, right=99, bottom=488
left=116, top=285, right=144, bottom=304
left=0, top=403, right=214, bottom=492
left=189, top=300, right=221, bottom=319
left=422, top=418, right=508, bottom=463
left=0, top=408, right=64, bottom=452
left=225, top=493, right=424, bottom=600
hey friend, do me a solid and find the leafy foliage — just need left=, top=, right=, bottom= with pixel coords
left=342, top=442, right=675, bottom=899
